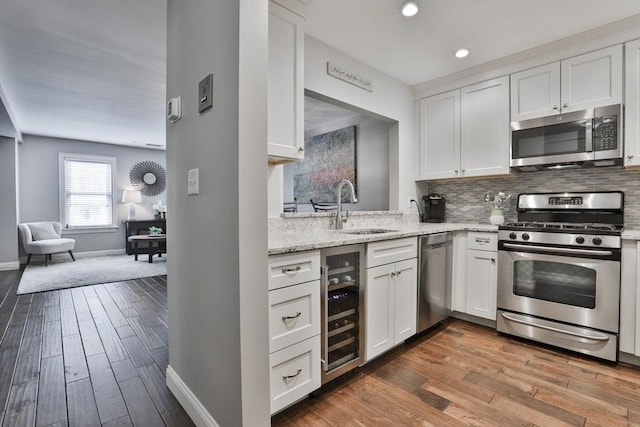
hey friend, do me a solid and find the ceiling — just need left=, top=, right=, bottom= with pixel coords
left=0, top=0, right=167, bottom=148
left=305, top=0, right=640, bottom=86
left=1, top=0, right=639, bottom=148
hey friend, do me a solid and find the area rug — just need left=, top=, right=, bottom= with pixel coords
left=17, top=254, right=167, bottom=294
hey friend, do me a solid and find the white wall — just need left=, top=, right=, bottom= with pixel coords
left=17, top=134, right=165, bottom=254
left=268, top=34, right=418, bottom=216
left=166, top=0, right=269, bottom=425
left=0, top=136, right=18, bottom=269
left=305, top=36, right=417, bottom=211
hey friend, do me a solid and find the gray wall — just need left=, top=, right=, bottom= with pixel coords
left=18, top=134, right=165, bottom=253
left=426, top=166, right=640, bottom=227
left=166, top=0, right=269, bottom=425
left=0, top=136, right=18, bottom=267
left=283, top=115, right=391, bottom=212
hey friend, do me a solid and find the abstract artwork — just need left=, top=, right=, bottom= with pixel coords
left=291, top=126, right=357, bottom=203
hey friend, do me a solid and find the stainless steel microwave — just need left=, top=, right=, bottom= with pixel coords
left=510, top=104, right=622, bottom=171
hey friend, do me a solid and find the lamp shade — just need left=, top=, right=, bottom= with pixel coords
left=122, top=190, right=142, bottom=204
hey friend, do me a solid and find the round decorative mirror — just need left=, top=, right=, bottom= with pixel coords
left=130, top=161, right=166, bottom=196
left=143, top=172, right=157, bottom=185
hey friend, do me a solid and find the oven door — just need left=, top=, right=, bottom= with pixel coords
left=497, top=247, right=620, bottom=333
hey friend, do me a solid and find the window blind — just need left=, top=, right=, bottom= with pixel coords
left=63, top=159, right=113, bottom=227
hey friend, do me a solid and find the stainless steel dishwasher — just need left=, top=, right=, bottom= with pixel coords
left=417, top=232, right=452, bottom=332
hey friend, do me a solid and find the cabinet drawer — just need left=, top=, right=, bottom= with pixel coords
left=367, top=237, right=417, bottom=268
left=269, top=280, right=320, bottom=353
left=467, top=232, right=497, bottom=251
left=270, top=336, right=321, bottom=414
left=268, top=251, right=320, bottom=290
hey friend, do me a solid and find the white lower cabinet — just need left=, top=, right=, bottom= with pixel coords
left=268, top=251, right=321, bottom=414
left=269, top=337, right=321, bottom=413
left=621, top=240, right=640, bottom=356
left=465, top=249, right=497, bottom=320
left=452, top=231, right=498, bottom=321
left=365, top=238, right=418, bottom=362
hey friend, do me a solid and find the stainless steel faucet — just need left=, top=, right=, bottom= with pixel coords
left=335, top=179, right=357, bottom=230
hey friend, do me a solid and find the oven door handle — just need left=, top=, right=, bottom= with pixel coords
left=501, top=312, right=610, bottom=341
left=502, top=242, right=613, bottom=257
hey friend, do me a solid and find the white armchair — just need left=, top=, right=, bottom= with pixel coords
left=18, top=222, right=76, bottom=266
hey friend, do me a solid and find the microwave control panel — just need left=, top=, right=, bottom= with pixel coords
left=594, top=115, right=618, bottom=151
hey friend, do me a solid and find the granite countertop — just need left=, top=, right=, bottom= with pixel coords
left=268, top=222, right=498, bottom=255
left=622, top=229, right=640, bottom=240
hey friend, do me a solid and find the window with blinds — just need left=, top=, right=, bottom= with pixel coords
left=59, top=154, right=116, bottom=228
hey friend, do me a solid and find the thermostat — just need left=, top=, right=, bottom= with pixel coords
left=167, top=96, right=182, bottom=123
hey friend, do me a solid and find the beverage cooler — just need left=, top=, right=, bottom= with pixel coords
left=320, top=244, right=365, bottom=384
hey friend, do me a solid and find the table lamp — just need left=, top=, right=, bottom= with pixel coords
left=122, top=190, right=142, bottom=220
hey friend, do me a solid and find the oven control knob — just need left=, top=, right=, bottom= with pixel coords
left=522, top=233, right=530, bottom=241
left=593, top=237, right=603, bottom=245
left=575, top=236, right=585, bottom=244
left=509, top=232, right=517, bottom=240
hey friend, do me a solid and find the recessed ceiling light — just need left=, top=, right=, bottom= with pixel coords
left=401, top=1, right=419, bottom=17
left=455, top=49, right=469, bottom=58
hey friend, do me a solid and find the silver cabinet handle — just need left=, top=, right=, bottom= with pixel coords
left=298, top=147, right=304, bottom=152
left=281, top=312, right=301, bottom=321
left=396, top=270, right=402, bottom=276
left=454, top=169, right=459, bottom=174
left=563, top=102, right=568, bottom=108
left=628, top=154, right=634, bottom=159
left=282, top=369, right=302, bottom=381
left=390, top=272, right=396, bottom=277
left=552, top=105, right=558, bottom=110
left=490, top=258, right=496, bottom=263
left=282, top=265, right=302, bottom=273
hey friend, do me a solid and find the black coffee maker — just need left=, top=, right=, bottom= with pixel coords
left=422, top=194, right=446, bottom=223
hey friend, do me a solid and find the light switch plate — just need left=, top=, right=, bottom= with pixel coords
left=188, top=168, right=199, bottom=195
left=198, top=74, right=213, bottom=113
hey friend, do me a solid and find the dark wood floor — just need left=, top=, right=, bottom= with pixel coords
left=0, top=269, right=194, bottom=427
left=273, top=319, right=640, bottom=427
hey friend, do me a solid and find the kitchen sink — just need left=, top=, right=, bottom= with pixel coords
left=340, top=228, right=399, bottom=235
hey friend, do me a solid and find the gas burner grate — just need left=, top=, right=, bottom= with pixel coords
left=502, top=222, right=621, bottom=232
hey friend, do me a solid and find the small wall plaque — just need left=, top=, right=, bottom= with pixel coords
left=326, top=62, right=372, bottom=92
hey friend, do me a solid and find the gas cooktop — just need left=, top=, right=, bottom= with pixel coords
left=501, top=191, right=624, bottom=236
left=501, top=221, right=623, bottom=235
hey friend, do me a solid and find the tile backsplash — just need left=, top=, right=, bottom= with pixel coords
left=427, top=166, right=640, bottom=229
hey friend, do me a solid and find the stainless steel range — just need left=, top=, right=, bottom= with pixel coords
left=496, top=191, right=623, bottom=361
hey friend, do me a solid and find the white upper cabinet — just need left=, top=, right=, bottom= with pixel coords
left=510, top=62, right=560, bottom=121
left=268, top=1, right=304, bottom=164
left=510, top=45, right=623, bottom=121
left=561, top=45, right=623, bottom=112
left=418, top=90, right=461, bottom=180
left=419, top=76, right=510, bottom=180
left=460, top=76, right=511, bottom=178
left=625, top=39, right=640, bottom=168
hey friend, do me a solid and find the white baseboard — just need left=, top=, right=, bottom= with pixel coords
left=166, top=365, right=220, bottom=427
left=0, top=261, right=20, bottom=271
left=19, top=248, right=126, bottom=264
